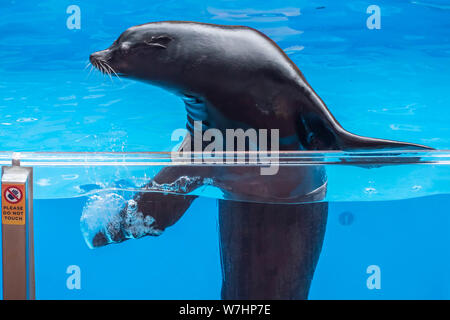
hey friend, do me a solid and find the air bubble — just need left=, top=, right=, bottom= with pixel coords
left=364, top=187, right=377, bottom=194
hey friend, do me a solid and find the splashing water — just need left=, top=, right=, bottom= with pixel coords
left=80, top=193, right=162, bottom=249
left=146, top=176, right=211, bottom=193
left=78, top=175, right=213, bottom=248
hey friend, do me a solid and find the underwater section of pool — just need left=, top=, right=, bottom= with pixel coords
left=0, top=151, right=449, bottom=299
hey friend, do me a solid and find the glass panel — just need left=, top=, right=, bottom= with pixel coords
left=0, top=151, right=448, bottom=299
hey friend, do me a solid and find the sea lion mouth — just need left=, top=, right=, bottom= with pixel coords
left=89, top=51, right=120, bottom=78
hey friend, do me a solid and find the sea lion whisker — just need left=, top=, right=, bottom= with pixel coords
left=86, top=64, right=94, bottom=79
left=103, top=62, right=122, bottom=81
left=91, top=60, right=99, bottom=74
left=97, top=60, right=106, bottom=74
left=101, top=61, right=110, bottom=76
left=101, top=61, right=114, bottom=75
left=84, top=61, right=92, bottom=70
left=99, top=60, right=114, bottom=82
left=96, top=60, right=103, bottom=73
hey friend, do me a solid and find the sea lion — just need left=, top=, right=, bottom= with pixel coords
left=88, top=21, right=431, bottom=299
left=89, top=21, right=430, bottom=151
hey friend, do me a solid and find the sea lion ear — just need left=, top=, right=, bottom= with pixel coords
left=145, top=35, right=173, bottom=49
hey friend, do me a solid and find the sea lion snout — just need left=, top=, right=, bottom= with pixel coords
left=90, top=48, right=127, bottom=77
left=89, top=49, right=115, bottom=75
left=89, top=49, right=109, bottom=64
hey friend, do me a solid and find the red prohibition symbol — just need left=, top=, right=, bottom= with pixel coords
left=4, top=186, right=23, bottom=204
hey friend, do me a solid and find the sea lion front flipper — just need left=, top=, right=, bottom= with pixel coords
left=90, top=191, right=197, bottom=248
left=87, top=135, right=212, bottom=248
left=87, top=165, right=203, bottom=248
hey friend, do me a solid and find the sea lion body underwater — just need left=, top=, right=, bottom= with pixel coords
left=89, top=21, right=432, bottom=299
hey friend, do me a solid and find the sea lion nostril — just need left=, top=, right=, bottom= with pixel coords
left=89, top=50, right=119, bottom=76
left=89, top=52, right=103, bottom=64
left=89, top=50, right=109, bottom=64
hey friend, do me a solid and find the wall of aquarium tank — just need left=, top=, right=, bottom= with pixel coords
left=0, top=151, right=449, bottom=299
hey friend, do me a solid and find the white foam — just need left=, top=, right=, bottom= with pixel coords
left=80, top=193, right=126, bottom=248
left=80, top=193, right=162, bottom=249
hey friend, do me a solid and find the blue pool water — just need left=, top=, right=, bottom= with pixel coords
left=29, top=195, right=450, bottom=299
left=1, top=0, right=450, bottom=151
left=0, top=0, right=450, bottom=299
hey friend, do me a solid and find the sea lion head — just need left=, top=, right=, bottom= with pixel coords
left=89, top=21, right=287, bottom=96
left=89, top=22, right=185, bottom=88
